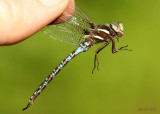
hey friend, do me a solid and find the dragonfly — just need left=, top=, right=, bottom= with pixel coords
left=23, top=3, right=131, bottom=111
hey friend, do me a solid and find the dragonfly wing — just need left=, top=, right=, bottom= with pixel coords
left=42, top=6, right=93, bottom=45
left=43, top=22, right=84, bottom=45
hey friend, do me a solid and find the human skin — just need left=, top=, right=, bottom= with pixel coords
left=0, top=0, right=74, bottom=46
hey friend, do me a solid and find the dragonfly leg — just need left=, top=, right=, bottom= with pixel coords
left=92, top=54, right=98, bottom=74
left=92, top=42, right=109, bottom=74
left=111, top=38, right=117, bottom=53
left=111, top=38, right=131, bottom=53
left=114, top=45, right=132, bottom=53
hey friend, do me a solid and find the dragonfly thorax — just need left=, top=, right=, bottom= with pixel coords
left=110, top=23, right=124, bottom=37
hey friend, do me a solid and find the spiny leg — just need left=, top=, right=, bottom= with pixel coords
left=119, top=45, right=132, bottom=50
left=92, top=54, right=98, bottom=74
left=92, top=42, right=109, bottom=73
left=114, top=45, right=132, bottom=53
left=111, top=38, right=131, bottom=53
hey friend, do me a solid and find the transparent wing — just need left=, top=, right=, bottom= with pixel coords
left=42, top=6, right=93, bottom=45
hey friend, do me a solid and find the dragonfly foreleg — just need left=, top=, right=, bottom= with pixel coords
left=114, top=45, right=132, bottom=53
left=92, top=42, right=109, bottom=74
left=111, top=37, right=131, bottom=53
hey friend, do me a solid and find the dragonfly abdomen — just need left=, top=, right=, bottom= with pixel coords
left=23, top=41, right=91, bottom=110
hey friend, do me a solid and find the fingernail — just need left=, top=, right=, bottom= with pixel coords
left=40, top=0, right=59, bottom=6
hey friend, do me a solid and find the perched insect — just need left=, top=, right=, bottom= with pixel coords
left=23, top=3, right=131, bottom=111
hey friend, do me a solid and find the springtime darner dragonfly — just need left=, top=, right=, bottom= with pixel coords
left=23, top=3, right=131, bottom=110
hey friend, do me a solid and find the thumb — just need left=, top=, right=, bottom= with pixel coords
left=0, top=0, right=73, bottom=45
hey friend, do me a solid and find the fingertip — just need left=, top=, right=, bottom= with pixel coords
left=35, top=0, right=71, bottom=26
left=39, top=0, right=65, bottom=7
left=27, top=0, right=75, bottom=35
left=49, top=0, right=75, bottom=24
left=0, top=0, right=75, bottom=45
left=13, top=0, right=72, bottom=44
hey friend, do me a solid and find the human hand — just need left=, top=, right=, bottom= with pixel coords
left=0, top=0, right=74, bottom=46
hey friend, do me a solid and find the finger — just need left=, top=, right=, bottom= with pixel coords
left=0, top=0, right=75, bottom=45
left=52, top=0, right=75, bottom=24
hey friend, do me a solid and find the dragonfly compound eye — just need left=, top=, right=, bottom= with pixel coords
left=110, top=23, right=124, bottom=37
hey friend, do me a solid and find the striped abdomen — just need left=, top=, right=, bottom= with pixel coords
left=23, top=42, right=91, bottom=110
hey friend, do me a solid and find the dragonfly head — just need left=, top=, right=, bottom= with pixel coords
left=110, top=23, right=124, bottom=37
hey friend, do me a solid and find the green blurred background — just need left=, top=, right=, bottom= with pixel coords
left=0, top=0, right=160, bottom=114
